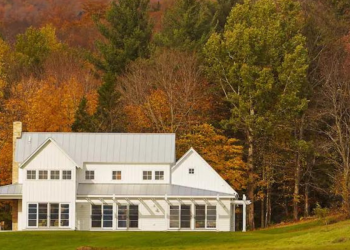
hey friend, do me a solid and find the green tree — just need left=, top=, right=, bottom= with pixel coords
left=87, top=0, right=152, bottom=132
left=15, top=25, right=62, bottom=75
left=72, top=97, right=95, bottom=132
left=155, top=0, right=215, bottom=51
left=214, top=0, right=239, bottom=33
left=204, top=0, right=309, bottom=229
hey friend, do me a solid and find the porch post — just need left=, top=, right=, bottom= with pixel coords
left=232, top=204, right=236, bottom=232
left=242, top=195, right=247, bottom=232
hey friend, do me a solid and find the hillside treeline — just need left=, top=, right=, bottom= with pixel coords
left=1, top=0, right=350, bottom=230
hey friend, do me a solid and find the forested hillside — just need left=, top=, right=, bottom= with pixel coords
left=1, top=0, right=350, bottom=230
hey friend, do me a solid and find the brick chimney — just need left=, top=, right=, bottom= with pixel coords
left=12, top=121, right=22, bottom=184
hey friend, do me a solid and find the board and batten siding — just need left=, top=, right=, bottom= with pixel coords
left=77, top=163, right=171, bottom=184
left=172, top=149, right=236, bottom=195
left=20, top=141, right=77, bottom=230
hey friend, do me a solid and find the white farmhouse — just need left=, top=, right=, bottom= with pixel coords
left=0, top=122, right=250, bottom=232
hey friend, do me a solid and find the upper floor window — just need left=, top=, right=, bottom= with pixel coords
left=112, top=171, right=122, bottom=180
left=189, top=168, right=195, bottom=174
left=143, top=171, right=152, bottom=180
left=27, top=170, right=36, bottom=180
left=155, top=171, right=164, bottom=180
left=50, top=171, right=60, bottom=180
left=85, top=171, right=95, bottom=180
left=39, top=170, right=48, bottom=180
left=62, top=171, right=72, bottom=180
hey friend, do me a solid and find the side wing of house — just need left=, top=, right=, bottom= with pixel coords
left=19, top=138, right=77, bottom=230
left=171, top=148, right=237, bottom=196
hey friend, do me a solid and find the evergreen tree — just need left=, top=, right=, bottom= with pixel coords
left=204, top=0, right=309, bottom=229
left=155, top=0, right=215, bottom=51
left=78, top=0, right=152, bottom=132
left=72, top=97, right=94, bottom=132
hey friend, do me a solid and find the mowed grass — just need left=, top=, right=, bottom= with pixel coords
left=1, top=219, right=350, bottom=250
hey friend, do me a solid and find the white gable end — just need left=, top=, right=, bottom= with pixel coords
left=171, top=148, right=237, bottom=196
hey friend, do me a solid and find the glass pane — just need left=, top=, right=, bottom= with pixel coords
left=28, top=220, right=37, bottom=227
left=170, top=205, right=180, bottom=228
left=181, top=205, right=191, bottom=228
left=207, top=206, right=216, bottom=228
left=60, top=204, right=69, bottom=227
left=118, top=205, right=127, bottom=228
left=91, top=205, right=102, bottom=228
left=129, top=205, right=138, bottom=228
left=195, top=205, right=205, bottom=228
left=103, top=205, right=113, bottom=228
left=28, top=204, right=37, bottom=227
left=38, top=204, right=48, bottom=227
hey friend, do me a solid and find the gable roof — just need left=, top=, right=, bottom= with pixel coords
left=20, top=137, right=79, bottom=168
left=173, top=148, right=238, bottom=197
left=15, top=132, right=176, bottom=166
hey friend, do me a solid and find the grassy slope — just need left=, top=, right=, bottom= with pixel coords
left=1, top=219, right=350, bottom=250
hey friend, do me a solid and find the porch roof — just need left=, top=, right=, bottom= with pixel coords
left=77, top=184, right=236, bottom=198
left=0, top=184, right=22, bottom=199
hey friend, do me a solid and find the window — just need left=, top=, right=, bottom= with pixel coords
left=62, top=170, right=72, bottom=180
left=143, top=171, right=152, bottom=180
left=27, top=203, right=70, bottom=228
left=39, top=170, right=48, bottom=180
left=27, top=170, right=36, bottom=180
left=195, top=205, right=217, bottom=229
left=206, top=206, right=217, bottom=228
left=189, top=168, right=194, bottom=174
left=28, top=204, right=37, bottom=227
left=155, top=171, right=164, bottom=180
left=50, top=171, right=60, bottom=180
left=112, top=171, right=122, bottom=180
left=85, top=170, right=94, bottom=180
left=170, top=205, right=191, bottom=229
left=170, top=205, right=180, bottom=228
left=91, top=204, right=113, bottom=229
left=60, top=204, right=69, bottom=227
left=117, top=205, right=139, bottom=229
left=50, top=204, right=59, bottom=227
left=38, top=204, right=48, bottom=227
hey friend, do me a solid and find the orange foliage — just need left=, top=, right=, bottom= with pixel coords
left=177, top=124, right=247, bottom=191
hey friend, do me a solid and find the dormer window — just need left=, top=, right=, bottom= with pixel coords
left=189, top=168, right=194, bottom=174
left=85, top=171, right=95, bottom=180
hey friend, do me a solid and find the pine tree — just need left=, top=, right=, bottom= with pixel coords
left=86, top=0, right=152, bottom=132
left=72, top=97, right=94, bottom=132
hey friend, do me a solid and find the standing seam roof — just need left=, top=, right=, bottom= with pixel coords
left=15, top=133, right=176, bottom=166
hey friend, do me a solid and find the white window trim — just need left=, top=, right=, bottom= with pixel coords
left=62, top=170, right=72, bottom=180
left=194, top=204, right=217, bottom=229
left=155, top=171, right=164, bottom=180
left=142, top=170, right=152, bottom=181
left=116, top=204, right=139, bottom=230
left=112, top=171, right=122, bottom=181
left=85, top=170, right=95, bottom=180
left=26, top=170, right=37, bottom=180
left=50, top=170, right=60, bottom=180
left=38, top=170, right=49, bottom=180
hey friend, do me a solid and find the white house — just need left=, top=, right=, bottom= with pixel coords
left=0, top=122, right=250, bottom=232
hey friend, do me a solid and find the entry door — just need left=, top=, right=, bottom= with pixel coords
left=180, top=205, right=191, bottom=228
left=91, top=205, right=113, bottom=229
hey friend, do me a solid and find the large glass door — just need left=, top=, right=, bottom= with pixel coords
left=180, top=205, right=191, bottom=228
left=117, top=205, right=127, bottom=228
left=91, top=205, right=102, bottom=228
left=50, top=204, right=59, bottom=227
left=103, top=205, right=113, bottom=229
left=195, top=205, right=205, bottom=229
left=38, top=204, right=48, bottom=227
left=129, top=205, right=139, bottom=228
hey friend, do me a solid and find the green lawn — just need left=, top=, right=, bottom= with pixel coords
left=1, top=219, right=350, bottom=250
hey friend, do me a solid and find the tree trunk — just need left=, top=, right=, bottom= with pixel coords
left=261, top=198, right=265, bottom=228
left=293, top=115, right=304, bottom=221
left=304, top=182, right=309, bottom=217
left=266, top=185, right=271, bottom=227
left=342, top=165, right=350, bottom=215
left=247, top=129, right=255, bottom=230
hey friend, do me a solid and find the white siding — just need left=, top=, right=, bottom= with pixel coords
left=21, top=141, right=77, bottom=230
left=172, top=149, right=236, bottom=195
left=76, top=203, right=90, bottom=231
left=77, top=164, right=171, bottom=184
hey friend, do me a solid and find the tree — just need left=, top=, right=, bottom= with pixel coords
left=119, top=49, right=212, bottom=133
left=204, top=0, right=309, bottom=229
left=213, top=0, right=239, bottom=33
left=88, top=0, right=153, bottom=132
left=155, top=0, right=215, bottom=51
left=177, top=124, right=247, bottom=191
left=72, top=97, right=95, bottom=132
left=15, top=25, right=62, bottom=76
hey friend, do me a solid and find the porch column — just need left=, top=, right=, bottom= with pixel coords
left=242, top=195, right=247, bottom=232
left=12, top=200, right=18, bottom=231
left=232, top=204, right=236, bottom=232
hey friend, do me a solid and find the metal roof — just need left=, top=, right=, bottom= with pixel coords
left=15, top=132, right=176, bottom=166
left=77, top=184, right=235, bottom=197
left=0, top=184, right=22, bottom=195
